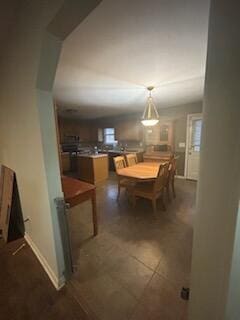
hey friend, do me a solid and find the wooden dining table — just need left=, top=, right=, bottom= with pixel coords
left=61, top=176, right=98, bottom=236
left=117, top=162, right=166, bottom=181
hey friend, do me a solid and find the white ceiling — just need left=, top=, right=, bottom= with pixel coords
left=54, top=0, right=210, bottom=119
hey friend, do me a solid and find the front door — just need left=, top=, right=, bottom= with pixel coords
left=185, top=114, right=203, bottom=180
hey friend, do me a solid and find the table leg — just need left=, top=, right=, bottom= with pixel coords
left=91, top=191, right=98, bottom=236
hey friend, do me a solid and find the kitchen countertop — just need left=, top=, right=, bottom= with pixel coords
left=77, top=153, right=108, bottom=159
left=106, top=149, right=144, bottom=154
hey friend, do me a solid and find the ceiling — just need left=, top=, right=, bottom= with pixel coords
left=0, top=0, right=19, bottom=43
left=54, top=0, right=210, bottom=119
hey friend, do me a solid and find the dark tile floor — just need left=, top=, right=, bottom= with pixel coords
left=68, top=174, right=196, bottom=320
left=0, top=238, right=92, bottom=320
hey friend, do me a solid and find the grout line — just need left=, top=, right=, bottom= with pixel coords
left=129, top=254, right=160, bottom=273
left=107, top=270, right=140, bottom=302
left=153, top=269, right=180, bottom=291
left=70, top=177, right=193, bottom=319
left=153, top=268, right=190, bottom=305
left=68, top=281, right=101, bottom=320
left=127, top=270, right=156, bottom=320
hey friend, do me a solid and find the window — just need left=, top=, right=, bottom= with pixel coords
left=191, top=119, right=202, bottom=151
left=104, top=128, right=115, bottom=144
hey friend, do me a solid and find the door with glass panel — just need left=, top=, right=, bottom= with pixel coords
left=185, top=114, right=203, bottom=180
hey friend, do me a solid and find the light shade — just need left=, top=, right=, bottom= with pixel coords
left=141, top=87, right=159, bottom=126
left=141, top=119, right=159, bottom=126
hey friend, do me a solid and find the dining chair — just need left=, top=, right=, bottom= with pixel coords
left=166, top=155, right=176, bottom=200
left=132, top=162, right=169, bottom=214
left=113, top=156, right=133, bottom=200
left=126, top=153, right=138, bottom=167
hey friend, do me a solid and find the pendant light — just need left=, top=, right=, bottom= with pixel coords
left=141, top=86, right=159, bottom=126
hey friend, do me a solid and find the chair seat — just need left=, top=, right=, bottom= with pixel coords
left=133, top=181, right=153, bottom=193
left=120, top=178, right=135, bottom=187
left=133, top=181, right=163, bottom=198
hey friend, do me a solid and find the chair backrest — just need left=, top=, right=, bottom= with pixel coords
left=113, top=156, right=127, bottom=173
left=126, top=154, right=137, bottom=167
left=168, top=155, right=176, bottom=180
left=154, top=162, right=170, bottom=192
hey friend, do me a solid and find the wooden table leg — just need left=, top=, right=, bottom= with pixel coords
left=91, top=190, right=98, bottom=236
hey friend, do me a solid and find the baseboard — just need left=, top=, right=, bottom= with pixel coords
left=175, top=175, right=186, bottom=179
left=24, top=233, right=65, bottom=290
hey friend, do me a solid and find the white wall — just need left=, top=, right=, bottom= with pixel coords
left=226, top=203, right=240, bottom=320
left=189, top=0, right=240, bottom=319
left=0, top=0, right=101, bottom=288
left=0, top=0, right=66, bottom=288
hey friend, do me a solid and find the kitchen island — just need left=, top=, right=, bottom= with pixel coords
left=77, top=154, right=109, bottom=184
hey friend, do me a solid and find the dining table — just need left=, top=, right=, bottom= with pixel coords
left=117, top=161, right=167, bottom=181
left=61, top=176, right=98, bottom=236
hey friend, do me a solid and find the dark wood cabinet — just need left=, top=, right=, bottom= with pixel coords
left=115, top=119, right=142, bottom=141
left=59, top=117, right=145, bottom=143
left=144, top=121, right=174, bottom=150
left=77, top=155, right=109, bottom=184
left=61, top=153, right=70, bottom=172
left=77, top=126, right=90, bottom=142
left=58, top=118, right=98, bottom=143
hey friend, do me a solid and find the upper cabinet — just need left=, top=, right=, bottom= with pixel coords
left=78, top=126, right=90, bottom=141
left=115, top=119, right=143, bottom=141
left=58, top=118, right=98, bottom=143
left=58, top=119, right=71, bottom=142
left=159, top=122, right=174, bottom=146
left=144, top=121, right=174, bottom=149
left=59, top=118, right=143, bottom=143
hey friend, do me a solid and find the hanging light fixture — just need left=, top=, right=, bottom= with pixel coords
left=141, top=86, right=159, bottom=126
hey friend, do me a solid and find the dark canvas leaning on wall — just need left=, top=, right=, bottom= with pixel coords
left=0, top=166, right=25, bottom=243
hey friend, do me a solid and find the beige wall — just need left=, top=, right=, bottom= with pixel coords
left=80, top=101, right=202, bottom=175
left=0, top=0, right=101, bottom=288
left=226, top=203, right=240, bottom=319
left=151, top=102, right=202, bottom=175
left=189, top=0, right=240, bottom=319
left=0, top=0, right=66, bottom=288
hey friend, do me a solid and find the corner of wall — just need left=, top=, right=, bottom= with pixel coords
left=25, top=232, right=65, bottom=290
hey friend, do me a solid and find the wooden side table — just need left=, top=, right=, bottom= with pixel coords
left=61, top=176, right=98, bottom=236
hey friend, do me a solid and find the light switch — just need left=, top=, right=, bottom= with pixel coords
left=179, top=142, right=186, bottom=148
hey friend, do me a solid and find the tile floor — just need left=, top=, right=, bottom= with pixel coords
left=68, top=174, right=196, bottom=320
left=0, top=238, right=91, bottom=320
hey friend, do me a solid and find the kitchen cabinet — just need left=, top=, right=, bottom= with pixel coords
left=144, top=121, right=174, bottom=149
left=61, top=152, right=70, bottom=172
left=58, top=118, right=98, bottom=142
left=115, top=119, right=142, bottom=141
left=90, top=127, right=98, bottom=142
left=58, top=119, right=79, bottom=142
left=107, top=151, right=121, bottom=171
left=77, top=126, right=90, bottom=141
left=77, top=126, right=98, bottom=142
left=77, top=154, right=109, bottom=184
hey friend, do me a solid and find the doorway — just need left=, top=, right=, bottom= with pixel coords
left=185, top=113, right=203, bottom=180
